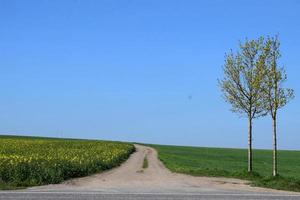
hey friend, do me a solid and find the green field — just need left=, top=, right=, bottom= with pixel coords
left=150, top=144, right=300, bottom=192
left=0, top=135, right=134, bottom=189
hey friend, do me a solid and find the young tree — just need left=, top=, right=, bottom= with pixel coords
left=219, top=38, right=267, bottom=172
left=261, top=36, right=294, bottom=177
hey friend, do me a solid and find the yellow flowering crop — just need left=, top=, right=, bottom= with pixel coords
left=0, top=136, right=135, bottom=187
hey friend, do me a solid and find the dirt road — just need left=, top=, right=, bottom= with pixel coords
left=27, top=144, right=294, bottom=194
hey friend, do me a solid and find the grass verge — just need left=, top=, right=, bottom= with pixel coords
left=149, top=144, right=300, bottom=192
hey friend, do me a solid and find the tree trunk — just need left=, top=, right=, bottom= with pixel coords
left=248, top=117, right=253, bottom=172
left=273, top=116, right=278, bottom=176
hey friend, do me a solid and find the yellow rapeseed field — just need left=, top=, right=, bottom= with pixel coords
left=0, top=135, right=134, bottom=188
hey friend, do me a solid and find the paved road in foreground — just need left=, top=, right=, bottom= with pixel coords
left=1, top=191, right=300, bottom=200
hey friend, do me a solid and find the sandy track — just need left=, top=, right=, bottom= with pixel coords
left=27, top=144, right=294, bottom=194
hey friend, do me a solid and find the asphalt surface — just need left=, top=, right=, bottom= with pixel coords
left=1, top=191, right=300, bottom=200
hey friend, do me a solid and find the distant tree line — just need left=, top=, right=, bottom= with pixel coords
left=219, top=36, right=294, bottom=176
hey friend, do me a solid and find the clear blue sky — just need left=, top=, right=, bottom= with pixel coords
left=0, top=0, right=299, bottom=149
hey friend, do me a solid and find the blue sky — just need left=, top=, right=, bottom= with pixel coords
left=0, top=0, right=299, bottom=149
